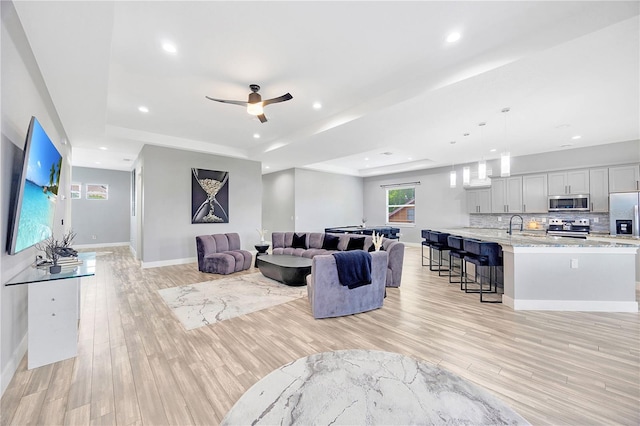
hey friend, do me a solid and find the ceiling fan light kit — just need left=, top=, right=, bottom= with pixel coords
left=206, top=84, right=292, bottom=124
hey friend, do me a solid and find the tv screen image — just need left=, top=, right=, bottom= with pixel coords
left=7, top=117, right=62, bottom=255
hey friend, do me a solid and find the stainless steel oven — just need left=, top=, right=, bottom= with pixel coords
left=548, top=195, right=590, bottom=212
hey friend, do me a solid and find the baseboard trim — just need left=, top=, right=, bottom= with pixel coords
left=1, top=333, right=27, bottom=397
left=141, top=257, right=197, bottom=269
left=74, top=242, right=130, bottom=249
left=503, top=295, right=638, bottom=312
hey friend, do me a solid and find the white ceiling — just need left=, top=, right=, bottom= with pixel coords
left=13, top=1, right=640, bottom=176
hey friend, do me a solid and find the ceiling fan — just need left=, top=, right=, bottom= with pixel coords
left=205, top=84, right=293, bottom=123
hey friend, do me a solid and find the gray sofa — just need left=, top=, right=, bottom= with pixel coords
left=271, top=232, right=404, bottom=287
left=196, top=233, right=252, bottom=274
left=306, top=250, right=388, bottom=319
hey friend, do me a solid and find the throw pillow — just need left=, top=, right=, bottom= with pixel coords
left=322, top=234, right=340, bottom=250
left=367, top=243, right=386, bottom=252
left=292, top=233, right=307, bottom=249
left=346, top=236, right=365, bottom=251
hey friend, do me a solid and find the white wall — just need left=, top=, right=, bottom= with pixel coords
left=1, top=0, right=72, bottom=395
left=138, top=145, right=262, bottom=267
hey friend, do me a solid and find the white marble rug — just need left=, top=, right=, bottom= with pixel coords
left=158, top=273, right=307, bottom=330
left=222, top=349, right=530, bottom=425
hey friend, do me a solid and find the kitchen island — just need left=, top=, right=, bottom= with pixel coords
left=440, top=229, right=638, bottom=312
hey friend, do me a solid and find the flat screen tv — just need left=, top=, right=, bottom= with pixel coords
left=6, top=116, right=62, bottom=255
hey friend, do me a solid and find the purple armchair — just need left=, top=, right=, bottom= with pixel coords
left=196, top=233, right=252, bottom=274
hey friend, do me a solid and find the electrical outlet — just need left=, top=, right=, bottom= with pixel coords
left=497, top=217, right=502, bottom=222
left=570, top=259, right=578, bottom=269
left=92, top=235, right=97, bottom=240
left=541, top=217, right=547, bottom=223
left=593, top=217, right=599, bottom=223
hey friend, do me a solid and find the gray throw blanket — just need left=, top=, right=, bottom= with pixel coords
left=332, top=250, right=372, bottom=289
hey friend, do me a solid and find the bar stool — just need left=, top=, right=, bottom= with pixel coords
left=446, top=235, right=467, bottom=285
left=462, top=239, right=502, bottom=303
left=421, top=230, right=431, bottom=266
left=428, top=231, right=450, bottom=276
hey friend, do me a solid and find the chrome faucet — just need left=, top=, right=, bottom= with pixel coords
left=508, top=215, right=524, bottom=235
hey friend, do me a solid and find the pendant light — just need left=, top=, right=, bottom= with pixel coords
left=449, top=141, right=457, bottom=188
left=463, top=166, right=471, bottom=186
left=478, top=122, right=487, bottom=180
left=500, top=107, right=511, bottom=177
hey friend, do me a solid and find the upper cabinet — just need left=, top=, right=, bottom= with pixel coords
left=548, top=169, right=589, bottom=195
left=609, top=165, right=640, bottom=192
left=522, top=174, right=548, bottom=213
left=589, top=168, right=609, bottom=212
left=491, top=176, right=523, bottom=213
left=467, top=188, right=491, bottom=214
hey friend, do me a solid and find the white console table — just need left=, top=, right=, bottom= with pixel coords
left=5, top=253, right=96, bottom=369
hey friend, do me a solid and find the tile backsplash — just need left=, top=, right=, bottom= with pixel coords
left=469, top=212, right=610, bottom=233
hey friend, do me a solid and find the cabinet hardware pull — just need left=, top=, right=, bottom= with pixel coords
left=523, top=204, right=526, bottom=212
left=51, top=298, right=55, bottom=301
left=52, top=313, right=56, bottom=316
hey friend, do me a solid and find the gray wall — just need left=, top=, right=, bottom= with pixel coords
left=262, top=168, right=364, bottom=237
left=262, top=169, right=295, bottom=238
left=1, top=0, right=72, bottom=395
left=138, top=145, right=262, bottom=266
left=71, top=167, right=131, bottom=245
left=363, top=140, right=640, bottom=245
left=294, top=168, right=363, bottom=232
left=364, top=168, right=467, bottom=244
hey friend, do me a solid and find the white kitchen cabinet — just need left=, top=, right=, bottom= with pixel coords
left=467, top=189, right=491, bottom=214
left=589, top=168, right=609, bottom=212
left=522, top=174, right=548, bottom=213
left=609, top=164, right=640, bottom=192
left=491, top=176, right=523, bottom=213
left=548, top=169, right=589, bottom=195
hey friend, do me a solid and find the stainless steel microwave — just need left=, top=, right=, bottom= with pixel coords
left=548, top=195, right=590, bottom=212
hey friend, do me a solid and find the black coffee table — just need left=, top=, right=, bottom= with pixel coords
left=256, top=255, right=312, bottom=286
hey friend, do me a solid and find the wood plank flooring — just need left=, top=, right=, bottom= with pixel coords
left=2, top=246, right=639, bottom=425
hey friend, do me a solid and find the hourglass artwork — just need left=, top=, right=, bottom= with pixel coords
left=191, top=168, right=229, bottom=224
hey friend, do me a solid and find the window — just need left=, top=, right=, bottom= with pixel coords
left=386, top=186, right=415, bottom=225
left=70, top=183, right=81, bottom=199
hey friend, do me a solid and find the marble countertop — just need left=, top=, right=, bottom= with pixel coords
left=438, top=228, right=637, bottom=248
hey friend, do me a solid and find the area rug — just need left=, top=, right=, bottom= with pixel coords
left=158, top=273, right=307, bottom=330
left=222, top=349, right=530, bottom=425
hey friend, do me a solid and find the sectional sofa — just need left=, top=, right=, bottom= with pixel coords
left=271, top=232, right=404, bottom=287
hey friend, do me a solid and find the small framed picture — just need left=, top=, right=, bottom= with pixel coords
left=86, top=184, right=108, bottom=200
left=70, top=183, right=81, bottom=199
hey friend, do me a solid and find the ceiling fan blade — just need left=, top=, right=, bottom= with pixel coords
left=205, top=96, right=247, bottom=106
left=262, top=93, right=293, bottom=107
left=257, top=114, right=268, bottom=123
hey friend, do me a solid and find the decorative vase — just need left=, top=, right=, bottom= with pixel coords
left=49, top=264, right=61, bottom=274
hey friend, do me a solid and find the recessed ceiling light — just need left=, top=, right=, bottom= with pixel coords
left=446, top=32, right=461, bottom=43
left=490, top=148, right=497, bottom=152
left=253, top=133, right=260, bottom=139
left=264, top=166, right=270, bottom=169
left=95, top=161, right=101, bottom=165
left=560, top=144, right=573, bottom=148
left=162, top=42, right=177, bottom=54
left=313, top=102, right=322, bottom=110
left=408, top=157, right=413, bottom=160
left=99, top=146, right=108, bottom=150
left=138, top=106, right=149, bottom=113
left=364, top=157, right=369, bottom=161
left=572, top=135, right=582, bottom=140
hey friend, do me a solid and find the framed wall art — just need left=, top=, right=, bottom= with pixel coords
left=191, top=168, right=229, bottom=223
left=86, top=184, right=108, bottom=200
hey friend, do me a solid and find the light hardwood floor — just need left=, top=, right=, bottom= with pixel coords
left=2, top=246, right=639, bottom=425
